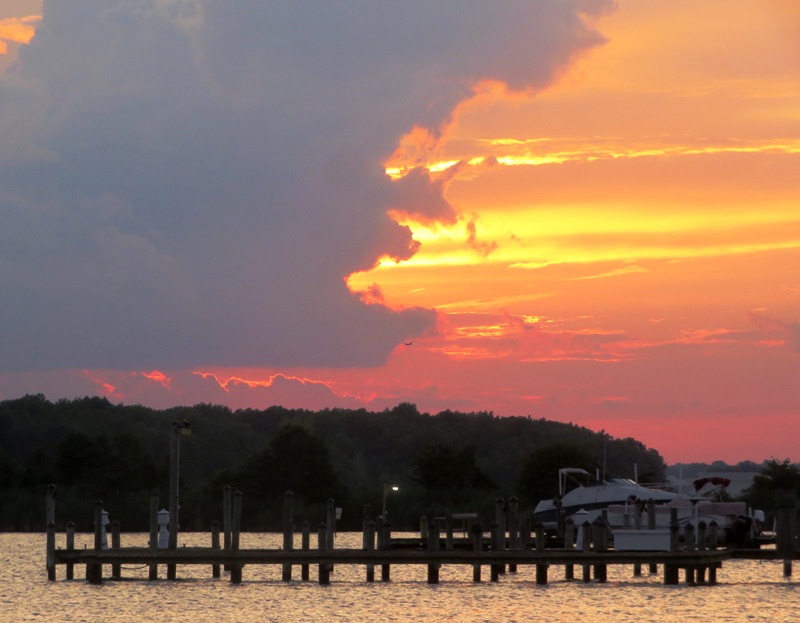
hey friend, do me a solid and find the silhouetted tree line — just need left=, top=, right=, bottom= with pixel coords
left=0, top=393, right=725, bottom=532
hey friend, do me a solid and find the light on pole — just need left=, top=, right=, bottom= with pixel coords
left=168, top=420, right=191, bottom=550
left=382, top=483, right=399, bottom=521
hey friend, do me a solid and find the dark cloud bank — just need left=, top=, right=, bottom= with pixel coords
left=0, top=0, right=609, bottom=372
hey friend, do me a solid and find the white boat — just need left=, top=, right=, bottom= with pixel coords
left=532, top=468, right=756, bottom=545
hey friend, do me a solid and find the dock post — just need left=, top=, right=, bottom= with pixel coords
left=301, top=521, right=311, bottom=581
left=581, top=520, right=592, bottom=583
left=490, top=520, right=501, bottom=582
left=65, top=521, right=75, bottom=580
left=380, top=520, right=391, bottom=582
left=211, top=520, right=221, bottom=578
left=593, top=516, right=607, bottom=583
left=230, top=490, right=242, bottom=584
left=684, top=522, right=696, bottom=585
left=663, top=508, right=679, bottom=584
left=326, top=498, right=336, bottom=549
left=87, top=499, right=104, bottom=585
left=365, top=519, right=376, bottom=582
left=472, top=522, right=482, bottom=583
left=707, top=520, right=718, bottom=585
left=696, top=520, right=707, bottom=584
left=495, top=497, right=506, bottom=575
left=535, top=522, right=548, bottom=585
left=223, top=484, right=232, bottom=571
left=46, top=485, right=57, bottom=581
left=564, top=517, right=575, bottom=580
left=318, top=523, right=330, bottom=585
left=282, top=490, right=294, bottom=582
left=647, top=499, right=657, bottom=574
left=508, top=497, right=519, bottom=572
left=111, top=520, right=121, bottom=579
left=149, top=495, right=159, bottom=580
left=46, top=522, right=56, bottom=581
left=427, top=522, right=440, bottom=584
left=776, top=490, right=796, bottom=578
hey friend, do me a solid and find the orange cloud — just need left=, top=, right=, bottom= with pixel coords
left=0, top=16, right=39, bottom=46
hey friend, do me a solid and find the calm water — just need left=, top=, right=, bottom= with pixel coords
left=3, top=533, right=799, bottom=623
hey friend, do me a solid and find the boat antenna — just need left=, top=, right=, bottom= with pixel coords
left=601, top=432, right=607, bottom=483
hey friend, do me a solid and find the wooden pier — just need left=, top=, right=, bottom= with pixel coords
left=44, top=485, right=799, bottom=587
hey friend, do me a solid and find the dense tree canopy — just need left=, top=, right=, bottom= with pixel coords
left=0, top=395, right=674, bottom=531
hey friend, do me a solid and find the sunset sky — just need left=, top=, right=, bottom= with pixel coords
left=1, top=1, right=798, bottom=464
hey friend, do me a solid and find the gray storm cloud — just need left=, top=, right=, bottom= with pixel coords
left=0, top=0, right=609, bottom=371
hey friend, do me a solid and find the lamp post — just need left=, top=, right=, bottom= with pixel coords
left=168, top=420, right=191, bottom=550
left=382, top=483, right=399, bottom=521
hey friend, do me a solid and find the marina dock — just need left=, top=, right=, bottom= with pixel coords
left=44, top=485, right=799, bottom=587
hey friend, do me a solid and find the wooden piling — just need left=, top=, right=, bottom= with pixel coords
left=471, top=522, right=482, bottom=583
left=593, top=517, right=607, bottom=583
left=776, top=490, right=797, bottom=578
left=647, top=499, right=657, bottom=574
left=230, top=490, right=242, bottom=584
left=223, top=484, right=232, bottom=572
left=564, top=518, right=575, bottom=580
left=508, top=497, right=519, bottom=572
left=490, top=520, right=501, bottom=582
left=211, top=521, right=221, bottom=578
left=46, top=522, right=56, bottom=581
left=427, top=522, right=440, bottom=584
left=581, top=520, right=592, bottom=583
left=111, top=520, right=121, bottom=579
left=301, top=521, right=311, bottom=581
left=87, top=499, right=103, bottom=585
left=534, top=522, right=548, bottom=584
left=365, top=519, right=376, bottom=582
left=318, top=523, right=330, bottom=585
left=149, top=495, right=158, bottom=580
left=282, top=490, right=294, bottom=581
left=684, top=523, right=696, bottom=585
left=65, top=521, right=75, bottom=580
left=494, top=497, right=506, bottom=575
left=663, top=508, right=679, bottom=584
left=380, top=520, right=391, bottom=582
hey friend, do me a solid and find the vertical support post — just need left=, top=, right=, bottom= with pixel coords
left=380, top=520, right=391, bottom=582
left=168, top=423, right=180, bottom=553
left=211, top=520, right=221, bottom=578
left=223, top=484, right=232, bottom=572
left=581, top=521, right=592, bottom=583
left=282, top=490, right=294, bottom=582
left=301, top=521, right=311, bottom=581
left=564, top=518, right=575, bottom=581
left=111, top=520, right=121, bottom=579
left=535, top=522, right=548, bottom=585
left=508, top=497, right=519, bottom=573
left=318, top=523, right=330, bottom=585
left=230, top=490, right=242, bottom=584
left=471, top=522, right=482, bottom=583
left=419, top=515, right=428, bottom=543
left=46, top=522, right=56, bottom=581
left=427, top=522, right=440, bottom=584
left=663, top=507, right=679, bottom=584
left=365, top=519, right=376, bottom=582
left=593, top=517, right=607, bottom=583
left=149, top=495, right=158, bottom=580
left=684, top=522, right=696, bottom=585
left=647, top=499, right=657, bottom=574
left=87, top=499, right=104, bottom=584
left=489, top=520, right=500, bottom=582
left=65, top=521, right=75, bottom=580
left=776, top=489, right=796, bottom=578
left=495, top=497, right=506, bottom=577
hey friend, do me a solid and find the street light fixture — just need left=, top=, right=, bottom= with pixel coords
left=168, top=420, right=191, bottom=550
left=382, top=483, right=399, bottom=521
